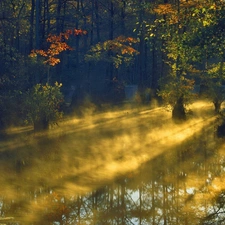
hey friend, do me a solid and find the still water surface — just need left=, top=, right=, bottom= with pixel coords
left=0, top=101, right=225, bottom=224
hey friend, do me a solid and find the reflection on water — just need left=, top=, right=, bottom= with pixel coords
left=0, top=101, right=225, bottom=224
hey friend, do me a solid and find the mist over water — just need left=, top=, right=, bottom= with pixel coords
left=0, top=100, right=224, bottom=224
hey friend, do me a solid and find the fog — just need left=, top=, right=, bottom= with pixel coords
left=0, top=100, right=223, bottom=224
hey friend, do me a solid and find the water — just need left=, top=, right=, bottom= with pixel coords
left=0, top=101, right=224, bottom=224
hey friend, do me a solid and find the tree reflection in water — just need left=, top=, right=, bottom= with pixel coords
left=0, top=101, right=225, bottom=224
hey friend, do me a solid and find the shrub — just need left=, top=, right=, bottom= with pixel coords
left=24, top=82, right=64, bottom=131
left=158, top=75, right=195, bottom=120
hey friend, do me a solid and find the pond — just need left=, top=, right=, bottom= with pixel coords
left=0, top=101, right=224, bottom=224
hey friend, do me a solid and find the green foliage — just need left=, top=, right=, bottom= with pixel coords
left=153, top=1, right=220, bottom=116
left=0, top=44, right=32, bottom=129
left=203, top=62, right=225, bottom=112
left=85, top=36, right=139, bottom=68
left=0, top=91, right=24, bottom=129
left=24, top=82, right=64, bottom=129
left=158, top=75, right=195, bottom=110
left=0, top=44, right=30, bottom=90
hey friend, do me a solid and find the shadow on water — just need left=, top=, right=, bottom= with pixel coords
left=0, top=101, right=225, bottom=224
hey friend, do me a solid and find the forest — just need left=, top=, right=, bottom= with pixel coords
left=1, top=0, right=225, bottom=130
left=2, top=1, right=225, bottom=224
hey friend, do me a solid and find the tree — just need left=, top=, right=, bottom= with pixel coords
left=24, top=82, right=64, bottom=131
left=85, top=35, right=139, bottom=101
left=158, top=75, right=195, bottom=120
left=204, top=62, right=225, bottom=113
left=85, top=35, right=139, bottom=69
left=153, top=1, right=197, bottom=120
left=27, top=29, right=86, bottom=130
left=190, top=1, right=225, bottom=113
left=30, top=29, right=86, bottom=83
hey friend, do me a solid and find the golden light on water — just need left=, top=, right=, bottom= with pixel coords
left=0, top=100, right=224, bottom=223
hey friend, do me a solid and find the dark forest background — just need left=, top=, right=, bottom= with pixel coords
left=1, top=0, right=225, bottom=129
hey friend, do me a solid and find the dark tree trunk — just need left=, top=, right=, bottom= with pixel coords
left=75, top=0, right=80, bottom=67
left=35, top=0, right=41, bottom=49
left=95, top=0, right=100, bottom=42
left=0, top=113, right=6, bottom=134
left=151, top=37, right=157, bottom=91
left=15, top=3, right=25, bottom=52
left=120, top=0, right=126, bottom=35
left=107, top=1, right=114, bottom=86
left=34, top=117, right=49, bottom=131
left=172, top=96, right=186, bottom=121
left=90, top=0, right=94, bottom=45
left=217, top=122, right=225, bottom=138
left=56, top=0, right=62, bottom=34
left=138, top=1, right=144, bottom=88
left=214, top=101, right=222, bottom=114
left=109, top=0, right=114, bottom=40
left=29, top=0, right=35, bottom=52
left=46, top=0, right=50, bottom=34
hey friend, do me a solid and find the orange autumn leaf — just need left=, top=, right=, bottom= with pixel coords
left=115, top=35, right=138, bottom=44
left=46, top=58, right=60, bottom=66
left=74, top=28, right=87, bottom=35
left=29, top=28, right=86, bottom=66
left=154, top=3, right=176, bottom=15
left=121, top=46, right=137, bottom=55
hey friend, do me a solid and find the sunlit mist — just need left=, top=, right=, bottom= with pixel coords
left=0, top=100, right=222, bottom=224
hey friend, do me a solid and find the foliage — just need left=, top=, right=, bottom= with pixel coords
left=0, top=90, right=26, bottom=129
left=30, top=29, right=86, bottom=66
left=152, top=2, right=198, bottom=115
left=151, top=1, right=225, bottom=117
left=24, top=82, right=64, bottom=129
left=1, top=0, right=225, bottom=126
left=158, top=75, right=195, bottom=110
left=0, top=44, right=29, bottom=90
left=203, top=62, right=225, bottom=112
left=29, top=29, right=87, bottom=83
left=0, top=44, right=31, bottom=129
left=85, top=36, right=139, bottom=68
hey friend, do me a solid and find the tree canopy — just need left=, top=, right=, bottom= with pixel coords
left=1, top=0, right=225, bottom=128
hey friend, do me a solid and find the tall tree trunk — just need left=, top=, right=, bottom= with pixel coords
left=56, top=0, right=61, bottom=34
left=81, top=0, right=87, bottom=51
left=81, top=0, right=90, bottom=89
left=46, top=0, right=50, bottom=35
left=42, top=0, right=47, bottom=44
left=42, top=0, right=51, bottom=42
left=107, top=1, right=114, bottom=86
left=15, top=3, right=25, bottom=52
left=90, top=0, right=94, bottom=45
left=75, top=0, right=80, bottom=67
left=176, top=0, right=181, bottom=78
left=35, top=0, right=41, bottom=83
left=29, top=0, right=35, bottom=52
left=120, top=0, right=126, bottom=35
left=95, top=0, right=100, bottom=42
left=35, top=0, right=41, bottom=49
left=213, top=60, right=224, bottom=113
left=56, top=0, right=67, bottom=82
left=151, top=36, right=157, bottom=91
left=138, top=1, right=145, bottom=89
left=109, top=0, right=114, bottom=40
